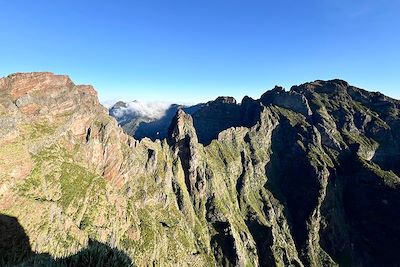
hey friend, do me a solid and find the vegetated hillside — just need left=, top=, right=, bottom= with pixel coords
left=1, top=72, right=400, bottom=267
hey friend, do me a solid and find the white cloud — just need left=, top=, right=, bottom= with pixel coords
left=101, top=99, right=119, bottom=109
left=112, top=100, right=172, bottom=120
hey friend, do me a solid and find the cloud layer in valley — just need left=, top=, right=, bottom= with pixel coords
left=111, top=101, right=172, bottom=120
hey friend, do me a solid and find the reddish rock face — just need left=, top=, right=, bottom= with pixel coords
left=19, top=103, right=40, bottom=116
left=5, top=72, right=73, bottom=101
left=0, top=72, right=113, bottom=185
left=0, top=72, right=103, bottom=120
left=76, top=84, right=98, bottom=97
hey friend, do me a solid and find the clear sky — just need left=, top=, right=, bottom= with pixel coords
left=0, top=0, right=399, bottom=104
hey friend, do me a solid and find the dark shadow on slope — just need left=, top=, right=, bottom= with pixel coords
left=244, top=217, right=275, bottom=267
left=0, top=214, right=134, bottom=267
left=205, top=196, right=238, bottom=267
left=317, top=153, right=353, bottom=267
left=318, top=150, right=400, bottom=267
left=313, top=140, right=400, bottom=267
left=209, top=221, right=237, bottom=267
left=192, top=97, right=244, bottom=145
left=0, top=214, right=32, bottom=266
left=192, top=96, right=262, bottom=145
left=133, top=104, right=191, bottom=140
left=264, top=118, right=321, bottom=266
left=341, top=157, right=400, bottom=267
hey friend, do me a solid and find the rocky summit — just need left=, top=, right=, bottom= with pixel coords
left=1, top=72, right=400, bottom=267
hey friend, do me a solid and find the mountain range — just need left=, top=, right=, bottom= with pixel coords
left=1, top=72, right=400, bottom=266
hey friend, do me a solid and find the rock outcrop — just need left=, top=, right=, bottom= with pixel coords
left=260, top=86, right=313, bottom=117
left=1, top=73, right=400, bottom=267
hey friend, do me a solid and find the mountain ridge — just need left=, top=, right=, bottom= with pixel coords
left=1, top=72, right=400, bottom=266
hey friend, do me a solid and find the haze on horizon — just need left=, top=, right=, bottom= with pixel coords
left=0, top=0, right=399, bottom=104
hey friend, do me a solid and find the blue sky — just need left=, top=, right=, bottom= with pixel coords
left=0, top=0, right=399, bottom=104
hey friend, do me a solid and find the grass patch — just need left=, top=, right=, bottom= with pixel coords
left=21, top=120, right=56, bottom=140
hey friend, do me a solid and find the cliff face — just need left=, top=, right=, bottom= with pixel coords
left=1, top=73, right=400, bottom=267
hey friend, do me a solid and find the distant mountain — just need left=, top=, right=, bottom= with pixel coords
left=109, top=100, right=204, bottom=140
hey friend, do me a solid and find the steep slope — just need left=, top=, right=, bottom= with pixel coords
left=1, top=73, right=400, bottom=267
left=0, top=73, right=213, bottom=266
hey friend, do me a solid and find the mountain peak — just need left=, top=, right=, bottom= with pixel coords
left=1, top=72, right=74, bottom=100
left=291, top=79, right=351, bottom=95
left=213, top=96, right=237, bottom=105
left=168, top=109, right=198, bottom=145
left=0, top=72, right=100, bottom=119
left=111, top=101, right=128, bottom=109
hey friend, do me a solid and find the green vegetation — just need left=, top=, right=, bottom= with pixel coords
left=274, top=106, right=310, bottom=127
left=205, top=140, right=239, bottom=168
left=21, top=120, right=56, bottom=140
left=59, top=162, right=100, bottom=209
left=361, top=160, right=400, bottom=188
left=19, top=144, right=105, bottom=209
left=308, top=145, right=334, bottom=168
